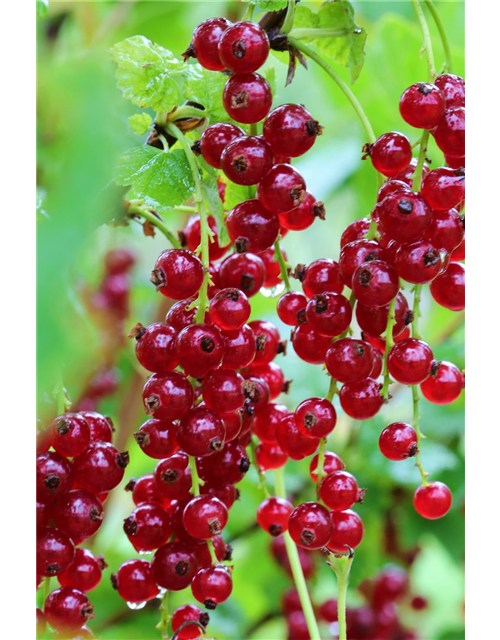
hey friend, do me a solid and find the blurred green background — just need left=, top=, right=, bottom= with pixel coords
left=37, top=1, right=465, bottom=639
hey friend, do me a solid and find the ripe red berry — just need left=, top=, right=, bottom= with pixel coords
left=186, top=18, right=232, bottom=70
left=291, top=322, right=331, bottom=364
left=177, top=407, right=225, bottom=457
left=377, top=179, right=412, bottom=204
left=223, top=72, right=272, bottom=124
left=433, top=107, right=465, bottom=157
left=356, top=292, right=410, bottom=338
left=295, top=397, right=337, bottom=439
left=309, top=451, right=345, bottom=482
left=37, top=528, right=75, bottom=577
left=199, top=123, right=244, bottom=169
left=151, top=249, right=204, bottom=300
left=130, top=322, right=179, bottom=373
left=203, top=369, right=245, bottom=414
left=182, top=495, right=228, bottom=540
left=399, top=83, right=445, bottom=129
left=226, top=199, right=280, bottom=253
left=277, top=414, right=319, bottom=461
left=297, top=258, right=343, bottom=297
left=367, top=132, right=412, bottom=178
left=58, top=548, right=105, bottom=593
left=192, top=565, right=233, bottom=609
left=37, top=451, right=74, bottom=501
left=340, top=218, right=371, bottom=247
left=219, top=252, right=266, bottom=297
left=339, top=239, right=385, bottom=287
left=123, top=503, right=171, bottom=552
left=199, top=442, right=250, bottom=486
left=395, top=241, right=442, bottom=284
left=352, top=260, right=400, bottom=307
left=53, top=489, right=104, bottom=544
left=221, top=135, right=273, bottom=185
left=257, top=496, right=293, bottom=536
left=377, top=191, right=432, bottom=242
left=414, top=482, right=452, bottom=519
left=339, top=378, right=384, bottom=420
left=220, top=325, right=256, bottom=369
left=176, top=324, right=225, bottom=378
left=181, top=214, right=229, bottom=260
left=73, top=442, right=129, bottom=493
left=434, top=74, right=465, bottom=108
left=277, top=191, right=325, bottom=231
left=421, top=167, right=465, bottom=211
left=127, top=473, right=169, bottom=509
left=172, top=604, right=210, bottom=640
left=263, top=104, right=323, bottom=157
left=424, top=208, right=464, bottom=253
left=327, top=509, right=364, bottom=552
left=155, top=453, right=192, bottom=500
left=44, top=587, right=94, bottom=632
left=249, top=319, right=282, bottom=365
left=112, top=559, right=159, bottom=603
left=253, top=402, right=289, bottom=443
left=319, top=471, right=359, bottom=511
left=288, top=501, right=333, bottom=549
left=430, top=262, right=465, bottom=311
left=81, top=411, right=114, bottom=443
left=248, top=362, right=286, bottom=400
left=134, top=418, right=179, bottom=459
left=305, top=292, right=352, bottom=337
left=326, top=338, right=375, bottom=383
left=257, top=164, right=307, bottom=214
left=152, top=541, right=199, bottom=590
left=420, top=360, right=463, bottom=404
left=220, top=412, right=243, bottom=444
left=50, top=414, right=90, bottom=458
left=256, top=441, right=288, bottom=470
left=379, top=422, right=418, bottom=461
left=218, top=21, right=269, bottom=73
left=277, top=291, right=307, bottom=325
left=143, top=371, right=194, bottom=421
left=372, top=566, right=410, bottom=605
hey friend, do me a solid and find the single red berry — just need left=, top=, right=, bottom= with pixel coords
left=134, top=418, right=179, bottom=459
left=130, top=322, right=179, bottom=373
left=218, top=21, right=269, bottom=73
left=112, top=559, right=159, bottom=603
left=450, top=238, right=465, bottom=262
left=226, top=199, right=280, bottom=253
left=395, top=241, right=442, bottom=284
left=199, top=123, right=244, bottom=169
left=53, top=489, right=104, bottom=544
left=367, top=132, right=412, bottom=178
left=143, top=371, right=194, bottom=420
left=291, top=322, right=331, bottom=364
left=152, top=541, right=199, bottom=590
left=172, top=604, right=210, bottom=640
left=309, top=451, right=345, bottom=482
left=166, top=299, right=197, bottom=332
left=37, top=451, right=74, bottom=501
left=297, top=258, right=343, bottom=297
left=355, top=292, right=410, bottom=338
left=295, top=397, right=337, bottom=439
left=399, top=83, right=445, bottom=129
left=223, top=72, right=272, bottom=124
left=124, top=503, right=171, bottom=552
left=191, top=565, right=233, bottom=609
left=277, top=191, right=325, bottom=231
left=372, top=566, right=410, bottom=605
left=277, top=291, right=307, bottom=326
left=177, top=407, right=225, bottom=457
left=288, top=501, right=333, bottom=549
left=327, top=509, right=364, bottom=552
left=37, top=528, right=75, bottom=577
left=81, top=412, right=114, bottom=443
left=377, top=179, right=412, bottom=204
left=305, top=292, right=352, bottom=337
left=44, top=587, right=94, bottom=632
left=176, top=324, right=224, bottom=378
left=325, top=338, right=375, bottom=383
left=219, top=252, right=266, bottom=297
left=127, top=474, right=170, bottom=509
left=199, top=442, right=250, bottom=486
left=339, top=378, right=384, bottom=420
left=420, top=360, right=463, bottom=404
left=377, top=191, right=432, bottom=242
left=319, top=471, right=359, bottom=511
left=421, top=167, right=465, bottom=211
left=339, top=239, right=385, bottom=287
left=424, top=207, right=464, bottom=253
left=319, top=599, right=338, bottom=623
left=256, top=441, right=288, bottom=470
left=352, top=260, right=400, bottom=307
left=411, top=595, right=429, bottom=611
left=58, top=548, right=105, bottom=593
left=249, top=319, right=282, bottom=365
left=182, top=495, right=228, bottom=540
left=151, top=249, right=204, bottom=301
left=50, top=414, right=90, bottom=458
left=414, top=482, right=452, bottom=519
left=220, top=325, right=256, bottom=369
left=371, top=348, right=384, bottom=378
left=263, top=104, right=323, bottom=157
left=248, top=362, right=286, bottom=400
left=155, top=453, right=192, bottom=500
left=221, top=135, right=273, bottom=185
left=429, top=262, right=465, bottom=311
left=186, top=18, right=232, bottom=70
left=200, top=482, right=238, bottom=510
left=257, top=164, right=307, bottom=214
left=276, top=414, right=319, bottom=461
left=73, top=442, right=129, bottom=493
left=434, top=74, right=465, bottom=109
left=181, top=214, right=229, bottom=260
left=379, top=422, right=418, bottom=461
left=281, top=588, right=302, bottom=615
left=252, top=402, right=289, bottom=443
left=220, top=412, right=243, bottom=444
left=340, top=218, right=371, bottom=247
left=433, top=107, right=465, bottom=157
left=257, top=497, right=293, bottom=536
left=202, top=369, right=245, bottom=414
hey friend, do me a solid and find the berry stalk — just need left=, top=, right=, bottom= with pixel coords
left=249, top=436, right=271, bottom=498
left=327, top=550, right=354, bottom=640
left=273, top=239, right=291, bottom=292
left=411, top=0, right=437, bottom=81
left=127, top=199, right=181, bottom=248
left=189, top=455, right=204, bottom=496
left=423, top=0, right=454, bottom=73
left=380, top=297, right=397, bottom=400
left=313, top=437, right=328, bottom=488
left=412, top=384, right=429, bottom=486
left=157, top=590, right=170, bottom=639
left=206, top=538, right=219, bottom=565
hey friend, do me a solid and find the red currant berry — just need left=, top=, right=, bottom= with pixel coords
left=291, top=322, right=331, bottom=364
left=421, top=166, right=465, bottom=211
left=112, top=559, right=159, bottom=603
left=257, top=164, right=307, bottom=214
left=379, top=422, right=418, bottom=461
left=248, top=362, right=286, bottom=400
left=377, top=191, right=432, bottom=242
left=355, top=292, right=410, bottom=338
left=176, top=324, right=224, bottom=378
left=199, top=442, right=250, bottom=486
left=50, top=414, right=90, bottom=458
left=221, top=135, right=273, bottom=185
left=177, top=407, right=225, bottom=457
left=134, top=418, right=179, bottom=459
left=277, top=291, right=307, bottom=326
left=295, top=397, right=337, bottom=439
left=53, top=489, right=104, bottom=544
left=371, top=348, right=383, bottom=378
left=172, top=604, right=210, bottom=640
left=44, top=587, right=94, bottom=632
left=281, top=588, right=302, bottom=615
left=73, top=442, right=129, bottom=493
left=339, top=378, right=384, bottom=420
left=37, top=499, right=53, bottom=530
left=37, top=528, right=75, bottom=577
left=104, top=248, right=135, bottom=274
left=297, top=258, right=343, bottom=297
left=192, top=565, right=233, bottom=609
left=288, top=501, right=333, bottom=549
left=320, top=471, right=359, bottom=511
left=433, top=107, right=465, bottom=157
left=185, top=18, right=232, bottom=70
left=435, top=74, right=465, bottom=109
left=399, top=83, right=445, bottom=129
left=339, top=239, right=385, bottom=286
left=151, top=249, right=204, bottom=300
left=223, top=72, right=272, bottom=124
left=182, top=495, right=228, bottom=540
left=81, top=412, right=114, bottom=443
left=143, top=371, right=194, bottom=420
left=37, top=451, right=74, bottom=501
left=327, top=509, right=364, bottom=552
left=257, top=496, right=293, bottom=536
left=367, top=132, right=412, bottom=178
left=394, top=157, right=430, bottom=186
left=226, top=199, right=279, bottom=253
left=220, top=325, right=257, bottom=369
left=181, top=214, right=230, bottom=259
left=276, top=414, right=319, bottom=461
left=277, top=191, right=325, bottom=231
left=414, top=481, right=452, bottom=519
left=340, top=218, right=371, bottom=247
left=424, top=208, right=464, bottom=253
left=325, top=338, right=375, bottom=384
left=166, top=299, right=197, bottom=332
left=219, top=252, right=266, bottom=297
left=130, top=322, right=179, bottom=373
left=263, top=104, right=323, bottom=157
left=305, top=292, right=352, bottom=337
left=429, top=262, right=465, bottom=311
left=372, top=566, right=409, bottom=605
left=395, top=241, right=442, bottom=284
left=58, top=548, right=105, bottom=593
left=203, top=369, right=245, bottom=414
left=124, top=503, right=171, bottom=552
left=220, top=412, right=243, bottom=443
left=309, top=451, right=345, bottom=482
left=352, top=260, right=400, bottom=307
left=420, top=360, right=463, bottom=404
left=218, top=21, right=269, bottom=73
left=256, top=441, right=287, bottom=470
left=127, top=474, right=168, bottom=508
left=249, top=319, right=283, bottom=365
left=155, top=453, right=192, bottom=500
left=253, top=402, right=289, bottom=443
left=199, top=123, right=244, bottom=169
left=377, top=179, right=412, bottom=204
left=200, top=483, right=238, bottom=510
left=152, top=541, right=199, bottom=590
left=450, top=238, right=465, bottom=262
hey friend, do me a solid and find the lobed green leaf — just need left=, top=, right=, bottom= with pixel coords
left=128, top=113, right=153, bottom=135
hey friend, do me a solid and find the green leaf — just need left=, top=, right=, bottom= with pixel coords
left=184, top=65, right=236, bottom=125
left=201, top=174, right=229, bottom=246
left=220, top=177, right=253, bottom=212
left=37, top=0, right=49, bottom=18
left=109, top=36, right=183, bottom=111
left=243, top=0, right=287, bottom=8
left=114, top=145, right=160, bottom=186
left=128, top=113, right=153, bottom=135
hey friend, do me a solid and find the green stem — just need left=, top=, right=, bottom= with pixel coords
left=207, top=538, right=219, bottom=565
left=314, top=437, right=328, bottom=489
left=275, top=468, right=322, bottom=640
left=189, top=455, right=204, bottom=496
left=43, top=576, right=52, bottom=603
left=412, top=284, right=423, bottom=339
left=288, top=27, right=352, bottom=39
left=412, top=129, right=430, bottom=193
left=55, top=374, right=71, bottom=415
left=127, top=199, right=181, bottom=248
left=327, top=552, right=354, bottom=640
left=280, top=0, right=296, bottom=35
left=157, top=590, right=169, bottom=639
left=423, top=0, right=454, bottom=73
left=411, top=0, right=437, bottom=81
left=326, top=376, right=338, bottom=402
left=249, top=436, right=271, bottom=498
left=170, top=105, right=207, bottom=121
left=242, top=2, right=254, bottom=21
left=274, top=239, right=291, bottom=292
left=412, top=385, right=429, bottom=486
left=380, top=297, right=397, bottom=400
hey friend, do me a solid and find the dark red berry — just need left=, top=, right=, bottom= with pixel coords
left=191, top=565, right=233, bottom=609
left=176, top=323, right=224, bottom=378
left=166, top=299, right=197, bottom=332
left=257, top=496, right=293, bottom=536
left=81, top=412, right=114, bottom=443
left=223, top=72, right=272, bottom=124
left=263, top=104, right=323, bottom=157
left=50, top=414, right=90, bottom=458
left=37, top=451, right=74, bottom=501
left=339, top=239, right=385, bottom=287
left=221, top=135, right=273, bottom=185
left=325, top=338, right=375, bottom=383
left=319, top=471, right=359, bottom=511
left=220, top=325, right=257, bottom=369
left=377, top=179, right=412, bottom=203
left=433, top=107, right=465, bottom=157
left=257, top=164, right=307, bottom=214
left=424, top=207, right=464, bottom=253
left=414, top=482, right=452, bottom=519
left=182, top=495, right=228, bottom=540
left=291, top=322, right=331, bottom=364
left=226, top=199, right=279, bottom=252
left=327, top=509, right=364, bottom=552
left=253, top=402, right=289, bottom=443
left=435, top=74, right=465, bottom=108
left=186, top=18, right=232, bottom=70
left=339, top=378, right=384, bottom=420
left=305, top=292, right=352, bottom=337
left=430, top=262, right=465, bottom=311
left=420, top=360, right=463, bottom=404
left=53, top=489, right=104, bottom=544
left=395, top=241, right=442, bottom=284
left=295, top=397, right=337, bottom=439
left=309, top=451, right=345, bottom=482
left=355, top=292, right=410, bottom=338
left=151, top=249, right=204, bottom=300
left=44, top=587, right=94, bottom=632
left=288, top=501, right=333, bottom=549
left=367, top=132, right=412, bottom=178
left=248, top=362, right=286, bottom=400
left=124, top=503, right=171, bottom=552
left=352, top=260, right=399, bottom=308
left=131, top=322, right=179, bottom=373
left=172, top=604, right=209, bottom=640
left=377, top=191, right=432, bottom=242
left=58, top=548, right=105, bottom=593
left=203, top=369, right=245, bottom=414
left=249, top=319, right=282, bottom=365
left=177, top=407, right=225, bottom=457
left=372, top=566, right=410, bottom=605
left=256, top=441, right=288, bottom=470
left=200, top=483, right=238, bottom=510
left=297, top=258, right=343, bottom=297
left=128, top=474, right=170, bottom=509
left=278, top=191, right=325, bottom=231
left=152, top=541, right=199, bottom=590
left=155, top=453, right=192, bottom=500
left=421, top=167, right=465, bottom=211
left=142, top=371, right=194, bottom=420
left=199, top=442, right=250, bottom=486
left=276, top=414, right=319, bottom=461
left=112, top=559, right=159, bottom=603
left=399, top=83, right=445, bottom=129
left=277, top=291, right=307, bottom=326
left=218, top=21, right=269, bottom=73
left=219, top=252, right=266, bottom=297
left=199, top=123, right=244, bottom=169
left=379, top=422, right=418, bottom=461
left=134, top=418, right=179, bottom=459
left=37, top=528, right=75, bottom=577
left=73, top=442, right=129, bottom=493
left=340, top=218, right=371, bottom=247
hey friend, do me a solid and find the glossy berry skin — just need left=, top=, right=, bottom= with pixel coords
left=128, top=474, right=169, bottom=508
left=152, top=542, right=199, bottom=590
left=379, top=422, right=418, bottom=461
left=451, top=238, right=465, bottom=262
left=181, top=214, right=229, bottom=261
left=395, top=240, right=442, bottom=284
left=218, top=21, right=269, bottom=73
left=327, top=509, right=364, bottom=552
left=320, top=471, right=359, bottom=511
left=277, top=414, right=319, bottom=461
left=325, top=338, right=375, bottom=384
left=132, top=322, right=179, bottom=373
left=192, top=565, right=233, bottom=609
left=291, top=322, right=331, bottom=365
left=257, top=497, right=293, bottom=536
left=143, top=372, right=194, bottom=421
left=278, top=191, right=324, bottom=231
left=223, top=72, right=272, bottom=124
left=421, top=167, right=465, bottom=211
left=387, top=338, right=434, bottom=385
left=172, top=604, right=209, bottom=640
left=368, top=132, right=412, bottom=178
left=203, top=369, right=245, bottom=414
left=37, top=528, right=75, bottom=577
left=399, top=83, right=445, bottom=129
left=134, top=418, right=179, bottom=460
left=435, top=74, right=465, bottom=108
left=433, top=107, right=465, bottom=157
left=425, top=208, right=464, bottom=253
left=44, top=587, right=94, bottom=632
left=430, top=262, right=465, bottom=311
left=151, top=249, right=204, bottom=301
left=226, top=199, right=279, bottom=253
left=288, top=502, right=333, bottom=549
left=220, top=412, right=243, bottom=444
left=377, top=179, right=412, bottom=204
left=176, top=324, right=224, bottom=378
left=257, top=164, right=307, bottom=214
left=177, top=407, right=225, bottom=457
left=199, top=442, right=250, bottom=486
left=340, top=218, right=371, bottom=247
left=339, top=378, right=384, bottom=420
left=420, top=360, right=463, bottom=404
left=58, top=548, right=104, bottom=593
left=51, top=414, right=90, bottom=458
left=219, top=252, right=266, bottom=297
left=414, top=482, right=452, bottom=519
left=352, top=260, right=400, bottom=308
left=356, top=292, right=409, bottom=339
left=81, top=412, right=114, bottom=443
left=37, top=451, right=74, bottom=501
left=53, top=489, right=104, bottom=544
left=188, top=18, right=232, bottom=70
left=309, top=451, right=345, bottom=482
left=256, top=441, right=287, bottom=470
left=253, top=402, right=289, bottom=443
left=166, top=299, right=197, bottom=332
left=295, top=397, right=337, bottom=439
left=124, top=503, right=171, bottom=552
left=263, top=104, right=322, bottom=157
left=155, top=453, right=192, bottom=500
left=305, top=292, right=352, bottom=337
left=242, top=376, right=271, bottom=415
left=221, top=136, right=273, bottom=185
left=73, top=442, right=129, bottom=493
left=248, top=362, right=285, bottom=400
left=378, top=191, right=432, bottom=242
left=277, top=291, right=307, bottom=325
left=220, top=325, right=256, bottom=370
left=339, top=239, right=385, bottom=286
left=112, top=559, right=159, bottom=603
left=299, top=258, right=343, bottom=297
left=199, top=123, right=244, bottom=169
left=183, top=495, right=228, bottom=540
left=249, top=319, right=282, bottom=365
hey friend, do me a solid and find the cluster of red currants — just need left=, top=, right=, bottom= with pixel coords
left=91, top=248, right=136, bottom=323
left=36, top=411, right=128, bottom=637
